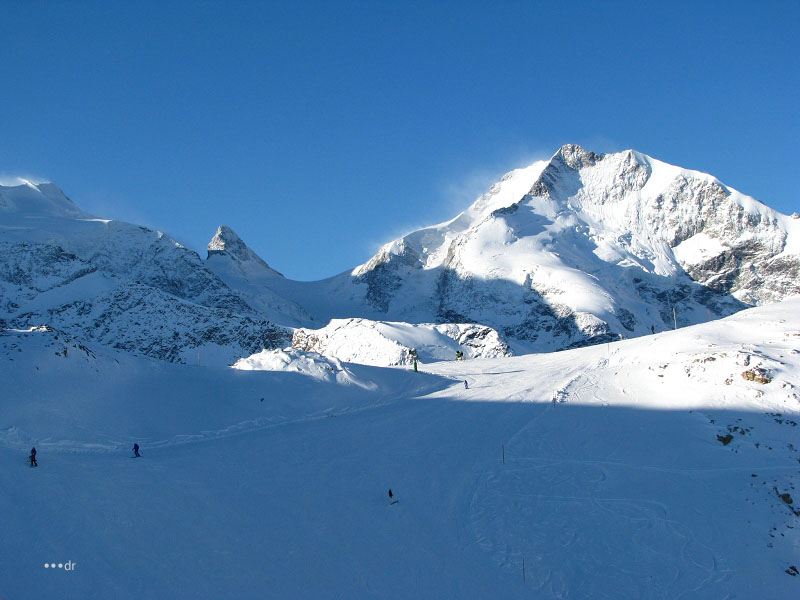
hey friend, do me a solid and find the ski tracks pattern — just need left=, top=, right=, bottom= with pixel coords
left=467, top=367, right=734, bottom=598
left=0, top=399, right=396, bottom=455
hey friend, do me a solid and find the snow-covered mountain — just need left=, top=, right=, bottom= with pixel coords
left=0, top=182, right=290, bottom=365
left=265, top=145, right=799, bottom=352
left=3, top=144, right=799, bottom=365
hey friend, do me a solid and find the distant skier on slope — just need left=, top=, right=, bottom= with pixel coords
left=464, top=380, right=468, bottom=389
left=29, top=447, right=37, bottom=467
left=409, top=349, right=418, bottom=372
left=132, top=443, right=140, bottom=458
left=388, top=489, right=398, bottom=504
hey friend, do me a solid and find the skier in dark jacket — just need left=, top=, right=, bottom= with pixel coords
left=29, top=447, right=37, bottom=467
left=132, top=443, right=140, bottom=458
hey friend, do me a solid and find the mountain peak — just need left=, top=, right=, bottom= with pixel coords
left=207, top=225, right=283, bottom=278
left=208, top=225, right=245, bottom=253
left=551, top=144, right=603, bottom=170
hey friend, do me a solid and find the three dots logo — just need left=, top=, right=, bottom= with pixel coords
left=44, top=561, right=77, bottom=571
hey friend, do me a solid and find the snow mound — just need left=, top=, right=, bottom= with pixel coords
left=291, top=318, right=511, bottom=366
left=232, top=347, right=374, bottom=388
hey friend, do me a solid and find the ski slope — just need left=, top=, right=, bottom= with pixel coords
left=1, top=300, right=799, bottom=598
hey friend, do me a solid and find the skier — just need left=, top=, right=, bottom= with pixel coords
left=132, top=443, right=140, bottom=458
left=650, top=325, right=655, bottom=334
left=409, top=349, right=418, bottom=372
left=29, top=447, right=37, bottom=467
left=464, top=380, right=469, bottom=389
left=388, top=489, right=393, bottom=500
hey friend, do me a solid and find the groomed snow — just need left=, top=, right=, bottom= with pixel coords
left=1, top=299, right=799, bottom=598
left=232, top=347, right=376, bottom=389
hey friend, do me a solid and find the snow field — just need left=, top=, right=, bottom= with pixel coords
left=1, top=300, right=799, bottom=598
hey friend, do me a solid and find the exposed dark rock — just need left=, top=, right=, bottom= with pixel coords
left=742, top=368, right=772, bottom=384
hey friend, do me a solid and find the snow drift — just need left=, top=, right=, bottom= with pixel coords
left=291, top=318, right=511, bottom=366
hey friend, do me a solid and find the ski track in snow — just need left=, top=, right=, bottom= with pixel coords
left=431, top=305, right=800, bottom=598
left=467, top=424, right=733, bottom=599
left=0, top=398, right=400, bottom=455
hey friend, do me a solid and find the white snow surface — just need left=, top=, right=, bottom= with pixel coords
left=2, top=299, right=799, bottom=598
left=289, top=318, right=510, bottom=366
left=672, top=231, right=730, bottom=265
left=232, top=347, right=376, bottom=389
left=0, top=181, right=93, bottom=219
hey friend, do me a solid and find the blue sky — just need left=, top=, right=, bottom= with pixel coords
left=1, top=1, right=798, bottom=280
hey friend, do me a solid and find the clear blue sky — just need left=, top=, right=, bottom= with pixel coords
left=1, top=1, right=798, bottom=280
